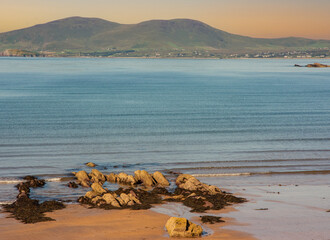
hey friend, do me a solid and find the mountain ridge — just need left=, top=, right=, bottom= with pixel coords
left=0, top=16, right=329, bottom=56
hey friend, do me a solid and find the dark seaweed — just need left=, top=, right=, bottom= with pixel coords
left=3, top=176, right=65, bottom=224
left=200, top=216, right=224, bottom=224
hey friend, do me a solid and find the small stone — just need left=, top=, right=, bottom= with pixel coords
left=85, top=162, right=97, bottom=167
left=68, top=182, right=78, bottom=188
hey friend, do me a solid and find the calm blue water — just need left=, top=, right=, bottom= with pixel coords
left=0, top=58, right=329, bottom=202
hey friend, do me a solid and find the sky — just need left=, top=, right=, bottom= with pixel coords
left=1, top=0, right=330, bottom=39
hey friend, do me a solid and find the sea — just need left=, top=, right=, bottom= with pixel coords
left=0, top=57, right=329, bottom=203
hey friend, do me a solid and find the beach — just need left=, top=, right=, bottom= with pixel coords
left=0, top=204, right=255, bottom=240
left=1, top=172, right=329, bottom=240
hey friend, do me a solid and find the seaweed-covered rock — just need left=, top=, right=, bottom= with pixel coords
left=200, top=215, right=224, bottom=224
left=68, top=182, right=78, bottom=188
left=152, top=171, right=170, bottom=186
left=176, top=174, right=221, bottom=195
left=173, top=187, right=246, bottom=212
left=4, top=176, right=65, bottom=224
left=165, top=217, right=203, bottom=238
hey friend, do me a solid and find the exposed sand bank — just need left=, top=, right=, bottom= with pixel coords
left=0, top=204, right=255, bottom=240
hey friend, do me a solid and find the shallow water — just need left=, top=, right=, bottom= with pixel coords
left=0, top=58, right=329, bottom=202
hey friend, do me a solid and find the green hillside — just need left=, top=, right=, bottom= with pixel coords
left=0, top=17, right=329, bottom=54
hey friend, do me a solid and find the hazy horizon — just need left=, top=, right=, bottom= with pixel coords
left=1, top=0, right=330, bottom=40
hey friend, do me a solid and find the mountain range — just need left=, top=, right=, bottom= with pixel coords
left=0, top=17, right=329, bottom=55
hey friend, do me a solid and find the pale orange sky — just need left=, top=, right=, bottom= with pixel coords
left=1, top=0, right=330, bottom=39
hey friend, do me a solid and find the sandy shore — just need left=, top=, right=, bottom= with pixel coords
left=0, top=204, right=255, bottom=240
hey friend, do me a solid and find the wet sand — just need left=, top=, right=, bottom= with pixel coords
left=0, top=204, right=255, bottom=240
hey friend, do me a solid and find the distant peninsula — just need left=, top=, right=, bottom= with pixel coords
left=0, top=17, right=329, bottom=58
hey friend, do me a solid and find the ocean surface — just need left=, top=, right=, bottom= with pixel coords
left=0, top=58, right=329, bottom=203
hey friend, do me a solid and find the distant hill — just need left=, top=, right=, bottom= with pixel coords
left=0, top=16, right=329, bottom=54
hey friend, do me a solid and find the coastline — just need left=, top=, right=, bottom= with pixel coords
left=1, top=174, right=329, bottom=240
left=0, top=204, right=255, bottom=240
left=0, top=56, right=330, bottom=60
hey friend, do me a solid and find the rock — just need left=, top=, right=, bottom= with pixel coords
left=85, top=191, right=99, bottom=199
left=85, top=162, right=97, bottom=167
left=165, top=217, right=203, bottom=238
left=117, top=172, right=136, bottom=185
left=68, top=182, right=78, bottom=188
left=128, top=193, right=141, bottom=204
left=120, top=193, right=130, bottom=204
left=74, top=171, right=90, bottom=187
left=89, top=169, right=106, bottom=183
left=91, top=182, right=107, bottom=195
left=152, top=171, right=170, bottom=186
left=200, top=215, right=224, bottom=224
left=294, top=64, right=303, bottom=67
left=75, top=170, right=89, bottom=182
left=91, top=196, right=103, bottom=204
left=102, top=193, right=121, bottom=207
left=176, top=174, right=221, bottom=195
left=134, top=170, right=156, bottom=186
left=106, top=173, right=117, bottom=183
left=207, top=185, right=221, bottom=195
left=115, top=196, right=125, bottom=206
left=127, top=200, right=135, bottom=206
left=306, top=63, right=329, bottom=68
left=80, top=180, right=91, bottom=188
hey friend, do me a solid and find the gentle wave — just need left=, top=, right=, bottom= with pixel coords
left=0, top=137, right=329, bottom=148
left=173, top=164, right=330, bottom=171
left=164, top=158, right=330, bottom=165
left=192, top=173, right=252, bottom=177
left=0, top=177, right=64, bottom=184
left=0, top=201, right=14, bottom=205
left=45, top=177, right=62, bottom=182
left=0, top=179, right=21, bottom=184
left=192, top=170, right=330, bottom=177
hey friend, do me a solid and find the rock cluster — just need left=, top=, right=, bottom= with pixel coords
left=79, top=186, right=162, bottom=210
left=73, top=169, right=169, bottom=188
left=165, top=217, right=203, bottom=238
left=76, top=171, right=245, bottom=214
left=107, top=170, right=170, bottom=187
left=165, top=174, right=245, bottom=212
left=176, top=174, right=221, bottom=195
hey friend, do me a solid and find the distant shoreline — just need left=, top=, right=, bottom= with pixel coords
left=0, top=56, right=330, bottom=60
